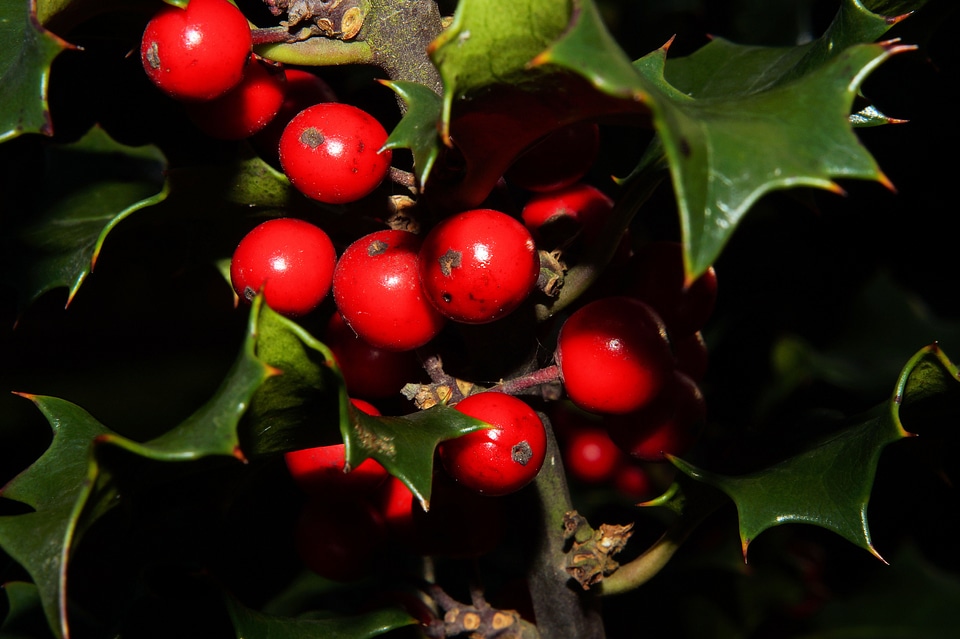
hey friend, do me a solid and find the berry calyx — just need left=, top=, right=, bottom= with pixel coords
left=418, top=209, right=539, bottom=324
left=229, top=217, right=336, bottom=317
left=140, top=0, right=252, bottom=102
left=439, top=392, right=547, bottom=496
left=556, top=296, right=674, bottom=415
left=279, top=102, right=392, bottom=204
left=184, top=56, right=287, bottom=140
left=333, top=229, right=447, bottom=351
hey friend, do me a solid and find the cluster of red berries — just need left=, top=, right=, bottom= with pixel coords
left=138, top=0, right=719, bottom=580
left=285, top=395, right=538, bottom=581
left=503, top=122, right=717, bottom=483
left=139, top=0, right=390, bottom=203
left=555, top=242, right=717, bottom=466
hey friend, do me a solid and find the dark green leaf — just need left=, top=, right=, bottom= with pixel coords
left=0, top=299, right=274, bottom=639
left=541, top=0, right=917, bottom=281
left=225, top=593, right=417, bottom=639
left=669, top=344, right=960, bottom=560
left=242, top=301, right=489, bottom=509
left=380, top=80, right=443, bottom=189
left=423, top=0, right=649, bottom=209
left=347, top=404, right=489, bottom=510
left=3, top=125, right=167, bottom=313
left=0, top=582, right=52, bottom=639
left=0, top=0, right=73, bottom=141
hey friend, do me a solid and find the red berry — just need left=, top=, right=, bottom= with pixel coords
left=418, top=209, right=539, bottom=324
left=604, top=370, right=707, bottom=461
left=439, top=393, right=546, bottom=496
left=521, top=182, right=614, bottom=249
left=563, top=426, right=622, bottom=485
left=624, top=241, right=718, bottom=340
left=279, top=102, right=392, bottom=204
left=253, top=68, right=337, bottom=162
left=184, top=56, right=287, bottom=140
left=556, top=296, right=674, bottom=415
left=284, top=441, right=389, bottom=498
left=325, top=312, right=424, bottom=399
left=293, top=496, right=386, bottom=582
left=614, top=462, right=656, bottom=501
left=332, top=229, right=447, bottom=351
left=140, top=0, right=252, bottom=102
left=230, top=218, right=336, bottom=317
left=505, top=121, right=600, bottom=192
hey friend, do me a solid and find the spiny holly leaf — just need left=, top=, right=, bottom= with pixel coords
left=0, top=0, right=74, bottom=142
left=379, top=79, right=443, bottom=190
left=423, top=0, right=650, bottom=209
left=0, top=299, right=275, bottom=639
left=2, top=125, right=167, bottom=315
left=225, top=592, right=417, bottom=639
left=767, top=273, right=960, bottom=407
left=539, top=0, right=918, bottom=281
left=242, top=300, right=347, bottom=458
left=243, top=301, right=489, bottom=510
left=348, top=404, right=489, bottom=511
left=668, top=344, right=960, bottom=561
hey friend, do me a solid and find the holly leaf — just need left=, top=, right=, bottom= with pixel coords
left=0, top=582, right=49, bottom=639
left=225, top=593, right=417, bottom=639
left=537, top=0, right=920, bottom=281
left=348, top=404, right=489, bottom=511
left=0, top=298, right=275, bottom=639
left=0, top=0, right=74, bottom=142
left=379, top=80, right=443, bottom=190
left=668, top=344, right=960, bottom=561
left=243, top=302, right=490, bottom=510
left=1, top=125, right=167, bottom=315
left=423, top=0, right=650, bottom=209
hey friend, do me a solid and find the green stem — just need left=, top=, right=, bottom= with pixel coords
left=599, top=481, right=725, bottom=596
left=521, top=414, right=606, bottom=639
left=534, top=150, right=669, bottom=322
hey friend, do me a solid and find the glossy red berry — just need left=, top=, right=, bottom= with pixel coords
left=556, top=296, right=674, bottom=415
left=521, top=182, right=614, bottom=249
left=140, top=0, right=252, bottom=102
left=253, top=68, right=337, bottom=162
left=563, top=426, right=623, bottom=485
left=184, top=56, right=286, bottom=140
left=439, top=392, right=547, bottom=496
left=294, top=496, right=386, bottom=582
left=229, top=217, right=336, bottom=317
left=624, top=241, right=718, bottom=340
left=604, top=370, right=707, bottom=461
left=279, top=102, right=392, bottom=204
left=325, top=311, right=424, bottom=399
left=284, top=442, right=389, bottom=498
left=505, top=121, right=600, bottom=192
left=418, top=209, right=539, bottom=324
left=333, top=229, right=447, bottom=351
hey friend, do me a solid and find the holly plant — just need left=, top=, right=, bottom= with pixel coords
left=2, top=0, right=959, bottom=638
